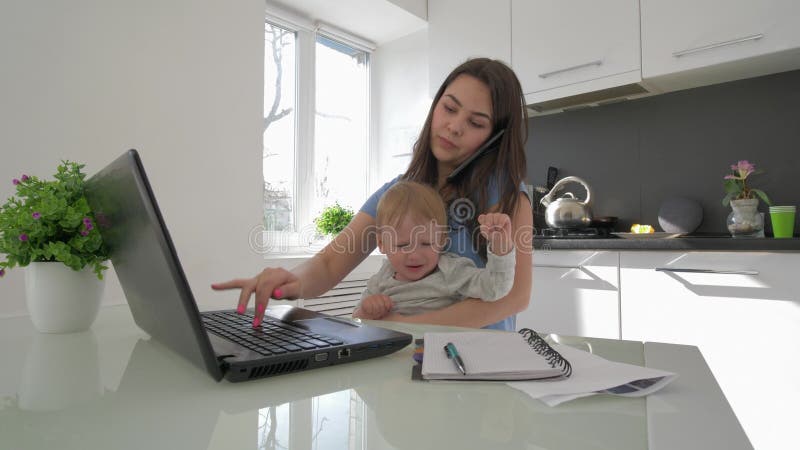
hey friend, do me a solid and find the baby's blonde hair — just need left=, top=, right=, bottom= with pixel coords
left=376, top=181, right=448, bottom=232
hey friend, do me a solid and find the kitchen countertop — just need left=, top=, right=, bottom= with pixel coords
left=533, top=233, right=800, bottom=251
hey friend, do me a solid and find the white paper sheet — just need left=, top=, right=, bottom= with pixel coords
left=506, top=343, right=678, bottom=407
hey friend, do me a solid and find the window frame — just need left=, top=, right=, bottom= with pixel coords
left=263, top=8, right=376, bottom=255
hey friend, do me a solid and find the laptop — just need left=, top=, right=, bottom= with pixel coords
left=85, top=149, right=412, bottom=382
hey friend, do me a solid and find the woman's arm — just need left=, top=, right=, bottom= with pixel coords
left=381, top=194, right=533, bottom=327
left=292, top=212, right=378, bottom=298
left=212, top=212, right=378, bottom=323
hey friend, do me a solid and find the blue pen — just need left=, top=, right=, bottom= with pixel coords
left=444, top=342, right=467, bottom=375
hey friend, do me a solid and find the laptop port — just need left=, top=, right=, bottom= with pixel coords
left=337, top=348, right=351, bottom=359
left=314, top=353, right=329, bottom=362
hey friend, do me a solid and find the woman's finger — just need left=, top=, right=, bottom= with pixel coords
left=253, top=278, right=278, bottom=327
left=236, top=282, right=255, bottom=314
left=211, top=279, right=249, bottom=290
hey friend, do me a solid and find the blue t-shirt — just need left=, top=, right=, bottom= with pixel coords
left=360, top=175, right=528, bottom=331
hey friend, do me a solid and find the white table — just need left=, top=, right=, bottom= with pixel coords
left=0, top=305, right=750, bottom=449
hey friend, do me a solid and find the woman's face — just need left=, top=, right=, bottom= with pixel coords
left=430, top=74, right=494, bottom=175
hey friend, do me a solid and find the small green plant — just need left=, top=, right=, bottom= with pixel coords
left=314, top=202, right=354, bottom=237
left=0, top=161, right=109, bottom=279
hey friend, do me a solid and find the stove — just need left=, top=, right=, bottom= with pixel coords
left=536, top=227, right=616, bottom=239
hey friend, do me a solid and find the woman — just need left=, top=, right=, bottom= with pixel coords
left=213, top=58, right=532, bottom=331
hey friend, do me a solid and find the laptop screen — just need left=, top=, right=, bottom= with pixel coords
left=85, top=150, right=223, bottom=380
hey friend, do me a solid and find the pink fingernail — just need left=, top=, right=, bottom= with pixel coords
left=273, top=288, right=283, bottom=298
left=236, top=304, right=245, bottom=314
left=252, top=317, right=261, bottom=328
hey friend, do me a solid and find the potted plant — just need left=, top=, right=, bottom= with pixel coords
left=314, top=202, right=354, bottom=238
left=0, top=161, right=110, bottom=333
left=722, top=160, right=772, bottom=238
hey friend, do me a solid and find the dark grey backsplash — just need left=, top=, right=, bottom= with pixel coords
left=525, top=69, right=800, bottom=233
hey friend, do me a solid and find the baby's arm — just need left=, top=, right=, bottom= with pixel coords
left=353, top=271, right=394, bottom=319
left=478, top=213, right=514, bottom=256
left=440, top=212, right=514, bottom=300
left=353, top=293, right=394, bottom=320
left=445, top=249, right=516, bottom=301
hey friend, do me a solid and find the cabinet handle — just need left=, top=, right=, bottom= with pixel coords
left=655, top=268, right=759, bottom=275
left=672, top=34, right=764, bottom=58
left=536, top=264, right=582, bottom=270
left=538, top=60, right=603, bottom=79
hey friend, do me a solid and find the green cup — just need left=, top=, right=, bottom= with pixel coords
left=769, top=208, right=796, bottom=238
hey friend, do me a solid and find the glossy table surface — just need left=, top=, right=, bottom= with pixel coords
left=0, top=305, right=750, bottom=450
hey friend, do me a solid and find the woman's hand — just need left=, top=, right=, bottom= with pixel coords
left=211, top=267, right=302, bottom=327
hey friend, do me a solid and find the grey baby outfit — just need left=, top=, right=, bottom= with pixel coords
left=358, top=249, right=516, bottom=316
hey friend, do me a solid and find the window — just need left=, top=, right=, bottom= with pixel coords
left=263, top=24, right=296, bottom=232
left=262, top=20, right=370, bottom=248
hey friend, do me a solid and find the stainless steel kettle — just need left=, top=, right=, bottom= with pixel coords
left=540, top=176, right=593, bottom=228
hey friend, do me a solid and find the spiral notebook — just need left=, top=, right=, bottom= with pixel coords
left=418, top=329, right=572, bottom=381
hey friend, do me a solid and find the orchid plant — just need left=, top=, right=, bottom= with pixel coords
left=722, top=160, right=772, bottom=207
left=0, top=161, right=109, bottom=279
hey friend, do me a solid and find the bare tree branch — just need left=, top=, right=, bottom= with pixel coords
left=264, top=26, right=294, bottom=133
left=264, top=108, right=292, bottom=130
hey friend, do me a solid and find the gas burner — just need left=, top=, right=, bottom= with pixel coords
left=537, top=227, right=614, bottom=239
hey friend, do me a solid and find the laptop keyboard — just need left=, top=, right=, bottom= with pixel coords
left=201, top=311, right=344, bottom=356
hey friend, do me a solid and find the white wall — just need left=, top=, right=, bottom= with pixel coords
left=0, top=0, right=266, bottom=316
left=386, top=0, right=428, bottom=20
left=370, top=29, right=431, bottom=192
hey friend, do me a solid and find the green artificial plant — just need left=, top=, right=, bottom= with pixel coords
left=314, top=202, right=354, bottom=237
left=0, top=161, right=109, bottom=279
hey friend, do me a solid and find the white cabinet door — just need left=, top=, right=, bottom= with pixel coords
left=427, top=0, right=511, bottom=97
left=620, top=251, right=800, bottom=450
left=641, top=0, right=800, bottom=89
left=511, top=0, right=641, bottom=105
left=517, top=250, right=619, bottom=339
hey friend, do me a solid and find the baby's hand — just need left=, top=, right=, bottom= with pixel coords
left=478, top=213, right=513, bottom=256
left=353, top=294, right=394, bottom=320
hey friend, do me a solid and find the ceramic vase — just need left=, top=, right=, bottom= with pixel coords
left=24, top=261, right=106, bottom=333
left=726, top=198, right=764, bottom=238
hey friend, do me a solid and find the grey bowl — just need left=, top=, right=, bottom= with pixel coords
left=658, top=197, right=703, bottom=234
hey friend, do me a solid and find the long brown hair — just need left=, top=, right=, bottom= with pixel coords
left=403, top=58, right=528, bottom=261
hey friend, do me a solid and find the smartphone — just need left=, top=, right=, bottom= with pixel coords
left=446, top=129, right=505, bottom=182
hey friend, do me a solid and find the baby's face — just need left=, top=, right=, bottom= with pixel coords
left=378, top=217, right=447, bottom=282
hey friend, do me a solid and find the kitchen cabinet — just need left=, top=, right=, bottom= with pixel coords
left=641, top=0, right=800, bottom=92
left=427, top=0, right=511, bottom=98
left=511, top=0, right=642, bottom=109
left=428, top=1, right=800, bottom=111
left=518, top=250, right=620, bottom=339
left=620, top=251, right=800, bottom=450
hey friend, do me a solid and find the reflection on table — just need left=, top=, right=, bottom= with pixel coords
left=0, top=305, right=749, bottom=450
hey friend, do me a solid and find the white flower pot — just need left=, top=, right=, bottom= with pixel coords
left=24, top=261, right=106, bottom=333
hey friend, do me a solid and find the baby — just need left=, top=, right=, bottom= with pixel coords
left=352, top=181, right=515, bottom=320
